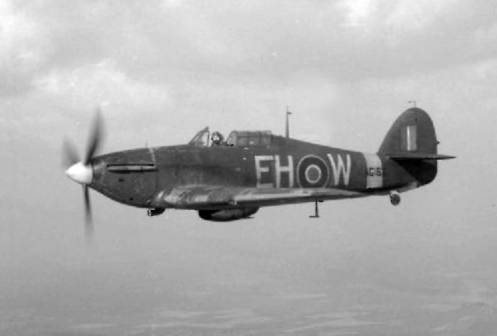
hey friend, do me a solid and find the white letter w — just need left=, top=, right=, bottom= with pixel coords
left=327, top=154, right=351, bottom=186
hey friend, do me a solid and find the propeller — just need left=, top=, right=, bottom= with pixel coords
left=63, top=108, right=105, bottom=241
left=84, top=108, right=104, bottom=165
left=83, top=185, right=93, bottom=240
left=62, top=138, right=80, bottom=167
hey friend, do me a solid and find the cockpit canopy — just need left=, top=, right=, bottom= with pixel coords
left=226, top=130, right=272, bottom=147
left=188, top=127, right=210, bottom=147
left=189, top=127, right=273, bottom=147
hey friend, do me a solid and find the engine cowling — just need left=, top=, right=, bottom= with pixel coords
left=198, top=207, right=259, bottom=221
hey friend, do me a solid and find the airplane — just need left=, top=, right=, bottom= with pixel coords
left=63, top=107, right=454, bottom=238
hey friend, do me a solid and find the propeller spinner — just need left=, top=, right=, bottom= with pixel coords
left=63, top=109, right=105, bottom=241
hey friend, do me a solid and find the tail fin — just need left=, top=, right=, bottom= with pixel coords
left=379, top=108, right=433, bottom=156
left=379, top=107, right=454, bottom=185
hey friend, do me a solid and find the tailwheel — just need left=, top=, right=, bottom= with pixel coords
left=389, top=191, right=401, bottom=206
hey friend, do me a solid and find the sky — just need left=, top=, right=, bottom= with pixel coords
left=1, top=0, right=497, bottom=335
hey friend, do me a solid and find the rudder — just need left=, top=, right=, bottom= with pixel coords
left=378, top=107, right=455, bottom=186
left=378, top=107, right=437, bottom=156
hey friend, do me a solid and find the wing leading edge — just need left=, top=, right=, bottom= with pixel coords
left=151, top=185, right=363, bottom=210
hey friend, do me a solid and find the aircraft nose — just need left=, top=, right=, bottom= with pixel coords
left=66, top=162, right=93, bottom=185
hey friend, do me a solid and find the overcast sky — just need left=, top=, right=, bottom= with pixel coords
left=1, top=0, right=497, bottom=334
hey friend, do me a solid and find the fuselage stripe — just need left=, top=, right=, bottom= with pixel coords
left=362, top=153, right=383, bottom=189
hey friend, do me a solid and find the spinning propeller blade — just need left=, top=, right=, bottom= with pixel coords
left=63, top=108, right=105, bottom=241
left=83, top=185, right=94, bottom=241
left=84, top=108, right=104, bottom=165
left=62, top=138, right=80, bottom=168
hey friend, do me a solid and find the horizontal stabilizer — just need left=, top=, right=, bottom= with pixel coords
left=385, top=153, right=455, bottom=161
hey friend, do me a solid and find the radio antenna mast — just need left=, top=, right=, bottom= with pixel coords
left=285, top=106, right=292, bottom=138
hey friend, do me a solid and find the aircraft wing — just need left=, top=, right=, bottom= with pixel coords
left=152, top=185, right=362, bottom=209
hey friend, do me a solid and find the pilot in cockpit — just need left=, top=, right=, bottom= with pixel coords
left=211, top=131, right=224, bottom=146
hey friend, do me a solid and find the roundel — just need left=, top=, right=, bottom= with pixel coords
left=297, top=155, right=329, bottom=188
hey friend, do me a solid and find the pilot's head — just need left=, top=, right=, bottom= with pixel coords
left=211, top=131, right=223, bottom=146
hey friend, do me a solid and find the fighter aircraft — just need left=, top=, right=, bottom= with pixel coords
left=63, top=107, right=454, bottom=238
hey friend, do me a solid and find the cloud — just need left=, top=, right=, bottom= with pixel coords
left=0, top=0, right=51, bottom=96
left=385, top=0, right=455, bottom=33
left=2, top=0, right=497, bottom=99
left=1, top=0, right=497, bottom=146
left=338, top=0, right=377, bottom=27
left=162, top=0, right=184, bottom=9
left=35, top=59, right=173, bottom=115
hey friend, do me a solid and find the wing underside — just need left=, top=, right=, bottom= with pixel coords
left=152, top=185, right=363, bottom=210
